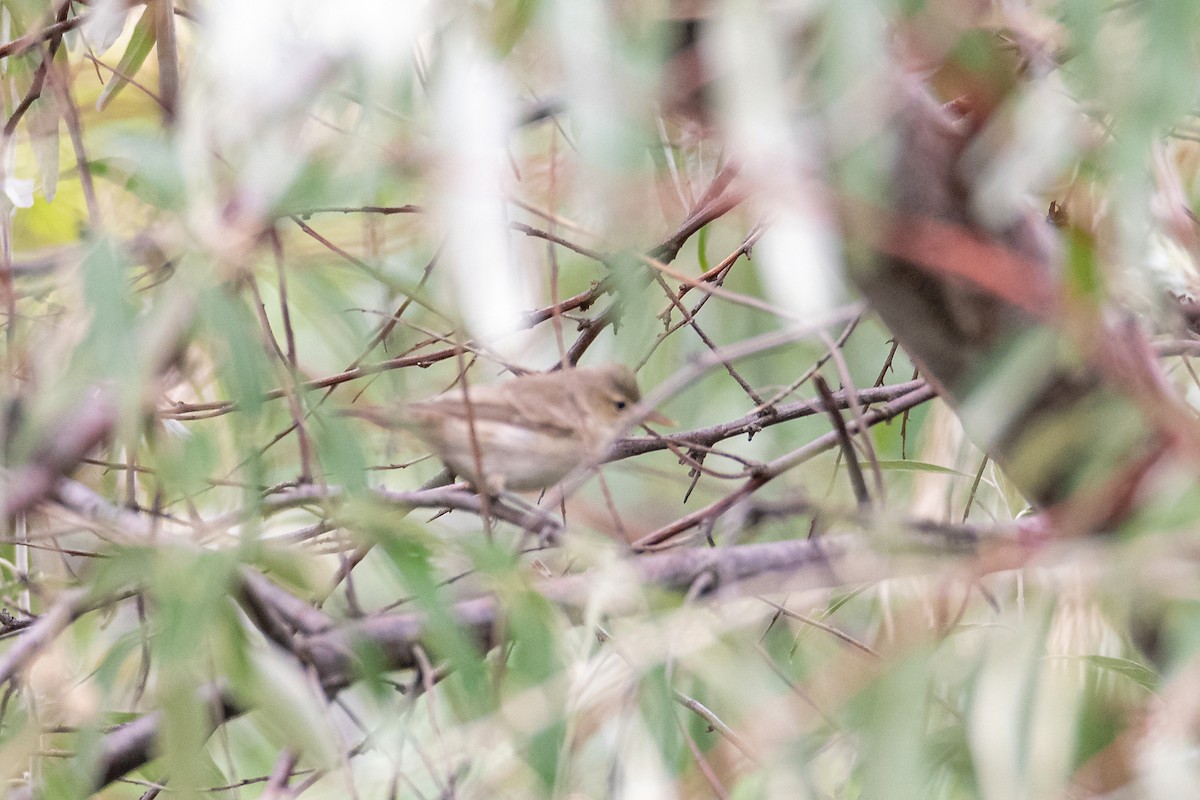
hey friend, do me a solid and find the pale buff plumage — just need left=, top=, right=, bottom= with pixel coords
left=358, top=365, right=668, bottom=492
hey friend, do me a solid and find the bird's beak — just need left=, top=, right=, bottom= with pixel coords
left=642, top=410, right=674, bottom=427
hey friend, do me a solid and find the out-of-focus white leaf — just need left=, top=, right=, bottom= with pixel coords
left=1143, top=231, right=1200, bottom=300
left=1, top=8, right=9, bottom=78
left=199, top=0, right=425, bottom=136
left=710, top=6, right=846, bottom=320
left=614, top=717, right=676, bottom=800
left=966, top=75, right=1078, bottom=231
left=27, top=95, right=59, bottom=203
left=0, top=139, right=33, bottom=212
left=1138, top=727, right=1200, bottom=798
left=160, top=418, right=192, bottom=439
left=709, top=5, right=797, bottom=185
left=549, top=0, right=620, bottom=152
left=201, top=2, right=326, bottom=130
left=300, top=0, right=422, bottom=75
left=757, top=204, right=844, bottom=319
left=910, top=401, right=968, bottom=520
left=968, top=619, right=1048, bottom=800
left=433, top=43, right=531, bottom=354
left=547, top=0, right=650, bottom=240
left=81, top=0, right=131, bottom=56
left=180, top=0, right=426, bottom=230
left=968, top=592, right=1110, bottom=800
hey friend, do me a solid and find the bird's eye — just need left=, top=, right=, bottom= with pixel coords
left=615, top=400, right=627, bottom=411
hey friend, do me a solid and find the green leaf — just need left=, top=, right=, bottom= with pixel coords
left=198, top=288, right=271, bottom=422
left=308, top=404, right=368, bottom=492
left=874, top=459, right=974, bottom=477
left=76, top=238, right=138, bottom=382
left=375, top=519, right=492, bottom=714
left=153, top=426, right=219, bottom=498
left=849, top=649, right=935, bottom=798
left=1082, top=655, right=1159, bottom=692
left=1064, top=226, right=1104, bottom=305
left=96, top=7, right=156, bottom=111
left=505, top=589, right=560, bottom=686
left=491, top=0, right=540, bottom=55
left=229, top=646, right=340, bottom=769
left=149, top=548, right=237, bottom=660
left=639, top=666, right=686, bottom=774
left=93, top=133, right=186, bottom=210
left=697, top=224, right=710, bottom=272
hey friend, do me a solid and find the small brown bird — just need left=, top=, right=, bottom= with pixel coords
left=356, top=365, right=670, bottom=492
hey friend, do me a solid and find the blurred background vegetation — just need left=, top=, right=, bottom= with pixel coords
left=1, top=0, right=1200, bottom=797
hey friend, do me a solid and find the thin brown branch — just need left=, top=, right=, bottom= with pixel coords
left=153, top=0, right=179, bottom=124
left=612, top=380, right=927, bottom=461
left=510, top=221, right=607, bottom=263
left=631, top=384, right=937, bottom=551
left=3, top=1, right=73, bottom=138
left=673, top=689, right=763, bottom=766
left=814, top=374, right=871, bottom=508
left=0, top=10, right=85, bottom=61
left=652, top=272, right=765, bottom=405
